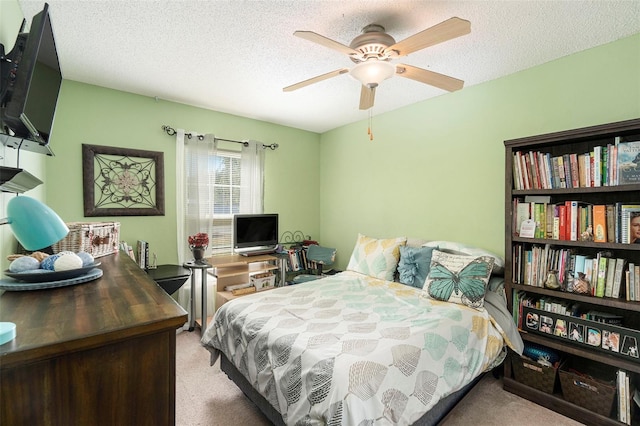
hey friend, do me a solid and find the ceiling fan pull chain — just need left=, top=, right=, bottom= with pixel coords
left=368, top=109, right=374, bottom=141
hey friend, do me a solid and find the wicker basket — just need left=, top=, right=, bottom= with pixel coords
left=511, top=352, right=560, bottom=394
left=52, top=222, right=120, bottom=258
left=559, top=359, right=616, bottom=417
left=251, top=273, right=276, bottom=291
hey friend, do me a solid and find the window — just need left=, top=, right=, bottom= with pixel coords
left=210, top=151, right=240, bottom=254
left=186, top=150, right=242, bottom=254
left=182, top=135, right=265, bottom=258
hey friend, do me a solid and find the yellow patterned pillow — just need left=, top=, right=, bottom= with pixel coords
left=346, top=234, right=407, bottom=280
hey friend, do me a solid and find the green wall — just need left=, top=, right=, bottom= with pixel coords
left=2, top=0, right=639, bottom=273
left=46, top=82, right=321, bottom=264
left=320, top=34, right=640, bottom=269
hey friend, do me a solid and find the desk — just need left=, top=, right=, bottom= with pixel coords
left=183, top=261, right=212, bottom=332
left=0, top=253, right=187, bottom=425
left=209, top=254, right=279, bottom=310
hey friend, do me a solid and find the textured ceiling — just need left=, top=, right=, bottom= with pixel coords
left=14, top=0, right=640, bottom=134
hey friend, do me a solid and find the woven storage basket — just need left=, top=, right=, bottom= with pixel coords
left=511, top=352, right=559, bottom=394
left=52, top=222, right=120, bottom=258
left=559, top=359, right=616, bottom=417
left=251, top=273, right=276, bottom=291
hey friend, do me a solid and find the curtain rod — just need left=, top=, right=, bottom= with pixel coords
left=161, top=125, right=279, bottom=150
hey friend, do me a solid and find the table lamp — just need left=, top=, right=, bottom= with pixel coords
left=0, top=195, right=69, bottom=345
left=1, top=195, right=69, bottom=251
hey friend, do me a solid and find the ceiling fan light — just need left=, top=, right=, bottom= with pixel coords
left=350, top=61, right=395, bottom=86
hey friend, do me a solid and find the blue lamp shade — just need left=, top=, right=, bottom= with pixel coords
left=5, top=196, right=69, bottom=251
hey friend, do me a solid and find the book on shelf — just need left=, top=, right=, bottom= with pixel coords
left=512, top=198, right=640, bottom=246
left=619, top=204, right=640, bottom=243
left=593, top=204, right=607, bottom=242
left=628, top=262, right=635, bottom=301
left=557, top=155, right=567, bottom=188
left=607, top=204, right=616, bottom=243
left=619, top=369, right=628, bottom=424
left=583, top=256, right=594, bottom=290
left=578, top=152, right=590, bottom=188
left=569, top=153, right=580, bottom=188
left=566, top=200, right=579, bottom=241
left=636, top=265, right=640, bottom=302
left=613, top=258, right=626, bottom=299
left=593, top=145, right=602, bottom=187
left=617, top=140, right=640, bottom=185
left=603, top=145, right=610, bottom=186
left=512, top=140, right=640, bottom=191
left=625, top=374, right=631, bottom=425
left=512, top=248, right=631, bottom=299
left=595, top=253, right=608, bottom=297
left=604, top=257, right=617, bottom=298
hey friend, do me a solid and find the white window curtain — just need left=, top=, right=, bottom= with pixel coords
left=240, top=140, right=265, bottom=214
left=174, top=130, right=265, bottom=327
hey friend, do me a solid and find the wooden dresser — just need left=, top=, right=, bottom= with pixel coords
left=0, top=253, right=188, bottom=425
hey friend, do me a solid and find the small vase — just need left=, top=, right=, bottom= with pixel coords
left=190, top=246, right=206, bottom=264
left=544, top=270, right=560, bottom=290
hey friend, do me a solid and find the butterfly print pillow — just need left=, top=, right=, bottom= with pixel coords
left=422, top=249, right=494, bottom=309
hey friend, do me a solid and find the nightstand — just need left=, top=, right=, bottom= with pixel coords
left=146, top=264, right=191, bottom=295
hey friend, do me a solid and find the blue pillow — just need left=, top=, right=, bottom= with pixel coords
left=397, top=246, right=436, bottom=288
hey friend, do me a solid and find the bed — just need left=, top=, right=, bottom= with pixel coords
left=201, top=237, right=523, bottom=425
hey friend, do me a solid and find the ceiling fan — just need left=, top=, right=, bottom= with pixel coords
left=283, top=17, right=471, bottom=110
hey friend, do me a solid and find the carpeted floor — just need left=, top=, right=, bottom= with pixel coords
left=175, top=330, right=584, bottom=425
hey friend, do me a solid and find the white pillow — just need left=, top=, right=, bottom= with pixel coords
left=422, top=240, right=504, bottom=275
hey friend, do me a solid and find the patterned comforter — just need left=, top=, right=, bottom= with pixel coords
left=202, top=271, right=513, bottom=425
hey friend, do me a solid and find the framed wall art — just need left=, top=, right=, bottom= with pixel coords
left=82, top=144, right=165, bottom=216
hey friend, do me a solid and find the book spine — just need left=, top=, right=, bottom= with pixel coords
left=521, top=152, right=530, bottom=189
left=613, top=258, right=626, bottom=299
left=613, top=144, right=618, bottom=186
left=633, top=264, right=640, bottom=302
left=530, top=151, right=540, bottom=189
left=513, top=153, right=522, bottom=190
left=607, top=204, right=616, bottom=243
left=562, top=154, right=570, bottom=188
left=546, top=153, right=553, bottom=189
left=593, top=205, right=607, bottom=243
left=545, top=203, right=554, bottom=239
left=570, top=201, right=578, bottom=241
left=552, top=156, right=560, bottom=188
left=578, top=153, right=587, bottom=187
left=557, top=155, right=566, bottom=188
left=621, top=210, right=631, bottom=243
left=595, top=254, right=608, bottom=297
left=629, top=262, right=635, bottom=301
left=605, top=258, right=616, bottom=298
left=593, top=146, right=602, bottom=186
left=558, top=205, right=567, bottom=241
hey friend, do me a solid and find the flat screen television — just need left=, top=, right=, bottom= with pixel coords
left=0, top=3, right=61, bottom=156
left=233, top=213, right=279, bottom=256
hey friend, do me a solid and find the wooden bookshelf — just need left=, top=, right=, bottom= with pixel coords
left=504, top=118, right=640, bottom=424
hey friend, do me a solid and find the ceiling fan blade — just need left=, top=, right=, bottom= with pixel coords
left=396, top=64, right=464, bottom=92
left=294, top=31, right=362, bottom=58
left=359, top=85, right=376, bottom=110
left=283, top=68, right=350, bottom=92
left=384, top=17, right=470, bottom=57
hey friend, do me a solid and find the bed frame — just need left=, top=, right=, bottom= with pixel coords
left=219, top=352, right=484, bottom=425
